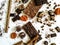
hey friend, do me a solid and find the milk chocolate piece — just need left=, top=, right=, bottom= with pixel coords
left=22, top=22, right=38, bottom=39
left=23, top=1, right=41, bottom=18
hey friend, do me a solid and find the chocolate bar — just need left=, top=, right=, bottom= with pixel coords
left=23, top=1, right=41, bottom=18
left=22, top=22, right=38, bottom=39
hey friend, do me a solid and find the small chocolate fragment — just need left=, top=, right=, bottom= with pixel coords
left=50, top=33, right=57, bottom=37
left=50, top=43, right=56, bottom=45
left=43, top=41, right=48, bottom=45
left=22, top=22, right=38, bottom=39
left=10, top=13, right=15, bottom=17
left=55, top=26, right=60, bottom=32
left=22, top=0, right=28, bottom=3
left=16, top=26, right=21, bottom=32
left=15, top=8, right=21, bottom=14
left=19, top=32, right=26, bottom=39
left=34, top=0, right=48, bottom=6
left=12, top=15, right=20, bottom=22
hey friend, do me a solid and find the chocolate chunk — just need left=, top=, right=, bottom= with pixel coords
left=16, top=26, right=21, bottom=32
left=50, top=33, right=57, bottom=37
left=22, top=22, right=38, bottom=39
left=55, top=26, right=60, bottom=32
left=22, top=0, right=28, bottom=3
left=15, top=8, right=21, bottom=14
left=23, top=1, right=41, bottom=18
left=10, top=13, right=15, bottom=17
left=19, top=32, right=26, bottom=39
left=50, top=43, right=56, bottom=45
left=34, top=0, right=48, bottom=6
left=12, top=15, right=20, bottom=22
left=43, top=41, right=48, bottom=45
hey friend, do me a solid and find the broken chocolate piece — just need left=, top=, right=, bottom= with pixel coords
left=10, top=13, right=15, bottom=17
left=55, top=26, right=60, bottom=32
left=22, top=22, right=38, bottom=39
left=50, top=33, right=57, bottom=37
left=43, top=41, right=48, bottom=45
left=19, top=32, right=26, bottom=39
left=15, top=8, right=21, bottom=14
left=23, top=1, right=41, bottom=18
left=34, top=0, right=48, bottom=6
left=16, top=26, right=21, bottom=32
left=12, top=15, right=20, bottom=22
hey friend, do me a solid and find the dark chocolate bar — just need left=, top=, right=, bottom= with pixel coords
left=22, top=22, right=38, bottom=39
left=23, top=1, right=41, bottom=18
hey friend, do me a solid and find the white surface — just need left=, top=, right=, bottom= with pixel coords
left=0, top=0, right=60, bottom=45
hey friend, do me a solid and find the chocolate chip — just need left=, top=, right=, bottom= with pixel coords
left=47, top=7, right=49, bottom=9
left=19, top=32, right=26, bottom=39
left=38, top=30, right=40, bottom=33
left=50, top=33, right=57, bottom=37
left=10, top=13, right=15, bottom=17
left=50, top=43, right=56, bottom=45
left=15, top=8, right=21, bottom=14
left=22, top=0, right=28, bottom=3
left=41, top=25, right=44, bottom=28
left=43, top=41, right=48, bottom=45
left=55, top=26, right=60, bottom=32
left=16, top=26, right=21, bottom=32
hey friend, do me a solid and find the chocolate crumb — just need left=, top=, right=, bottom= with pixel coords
left=19, top=32, right=26, bottom=39
left=55, top=26, right=60, bottom=32
left=16, top=26, right=21, bottom=32
left=43, top=41, right=48, bottom=45
left=38, top=30, right=40, bottom=33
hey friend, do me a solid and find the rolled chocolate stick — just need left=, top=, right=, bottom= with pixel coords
left=5, top=0, right=12, bottom=33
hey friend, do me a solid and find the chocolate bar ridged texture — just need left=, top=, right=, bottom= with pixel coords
left=23, top=1, right=41, bottom=18
left=22, top=22, right=38, bottom=39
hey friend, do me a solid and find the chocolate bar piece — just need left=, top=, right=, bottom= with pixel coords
left=22, top=22, right=38, bottom=39
left=34, top=0, right=48, bottom=6
left=23, top=1, right=41, bottom=18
